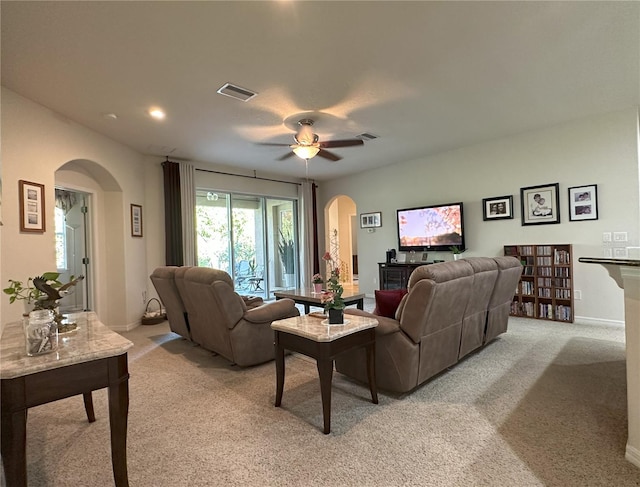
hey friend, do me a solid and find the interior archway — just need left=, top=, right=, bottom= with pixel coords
left=55, top=159, right=126, bottom=328
left=324, top=195, right=357, bottom=286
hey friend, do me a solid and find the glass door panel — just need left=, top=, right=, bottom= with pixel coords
left=196, top=190, right=298, bottom=300
left=230, top=195, right=265, bottom=296
left=196, top=191, right=232, bottom=274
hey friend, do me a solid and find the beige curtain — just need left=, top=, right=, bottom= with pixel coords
left=179, top=162, right=196, bottom=266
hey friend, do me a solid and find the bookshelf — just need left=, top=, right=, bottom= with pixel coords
left=504, top=244, right=574, bottom=322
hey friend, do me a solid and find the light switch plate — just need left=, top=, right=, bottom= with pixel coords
left=603, top=247, right=613, bottom=258
left=613, top=231, right=628, bottom=242
left=602, top=232, right=612, bottom=242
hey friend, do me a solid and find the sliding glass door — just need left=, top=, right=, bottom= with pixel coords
left=196, top=190, right=298, bottom=298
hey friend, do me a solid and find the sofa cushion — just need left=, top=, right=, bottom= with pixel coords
left=374, top=289, right=408, bottom=318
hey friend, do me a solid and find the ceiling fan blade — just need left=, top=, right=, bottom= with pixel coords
left=317, top=149, right=341, bottom=162
left=257, top=142, right=292, bottom=147
left=319, top=139, right=364, bottom=149
left=277, top=151, right=296, bottom=161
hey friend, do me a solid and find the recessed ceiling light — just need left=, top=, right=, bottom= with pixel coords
left=149, top=108, right=166, bottom=120
left=102, top=113, right=118, bottom=120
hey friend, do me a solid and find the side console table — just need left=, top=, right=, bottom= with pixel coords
left=0, top=312, right=133, bottom=486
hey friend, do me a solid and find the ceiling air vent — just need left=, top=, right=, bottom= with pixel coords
left=216, top=83, right=258, bottom=102
left=355, top=132, right=378, bottom=141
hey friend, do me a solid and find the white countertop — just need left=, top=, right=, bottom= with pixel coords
left=271, top=314, right=378, bottom=342
left=1, top=312, right=133, bottom=379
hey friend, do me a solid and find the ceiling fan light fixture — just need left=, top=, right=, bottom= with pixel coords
left=293, top=145, right=320, bottom=160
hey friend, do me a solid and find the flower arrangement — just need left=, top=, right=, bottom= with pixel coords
left=312, top=273, right=324, bottom=284
left=321, top=267, right=345, bottom=312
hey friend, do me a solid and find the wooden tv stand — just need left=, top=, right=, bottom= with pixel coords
left=378, top=262, right=425, bottom=290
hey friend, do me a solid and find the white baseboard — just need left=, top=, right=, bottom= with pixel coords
left=626, top=443, right=640, bottom=469
left=574, top=315, right=624, bottom=327
left=110, top=320, right=140, bottom=332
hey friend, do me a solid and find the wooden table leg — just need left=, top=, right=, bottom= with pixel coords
left=317, top=358, right=334, bottom=434
left=365, top=341, right=378, bottom=404
left=108, top=356, right=130, bottom=487
left=274, top=333, right=285, bottom=407
left=0, top=406, right=27, bottom=487
left=83, top=392, right=96, bottom=423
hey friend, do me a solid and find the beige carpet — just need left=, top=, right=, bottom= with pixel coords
left=3, top=313, right=639, bottom=486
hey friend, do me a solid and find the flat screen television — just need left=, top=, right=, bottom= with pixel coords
left=396, top=202, right=465, bottom=252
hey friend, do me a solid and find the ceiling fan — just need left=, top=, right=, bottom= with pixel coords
left=260, top=119, right=364, bottom=161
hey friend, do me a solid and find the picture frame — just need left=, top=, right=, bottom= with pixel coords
left=360, top=211, right=382, bottom=228
left=131, top=204, right=143, bottom=237
left=520, top=183, right=560, bottom=226
left=482, top=195, right=514, bottom=221
left=19, top=180, right=45, bottom=233
left=568, top=184, right=598, bottom=221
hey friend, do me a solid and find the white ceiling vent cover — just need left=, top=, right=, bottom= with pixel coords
left=216, top=83, right=258, bottom=102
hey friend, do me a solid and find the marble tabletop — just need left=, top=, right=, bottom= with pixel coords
left=271, top=314, right=378, bottom=342
left=273, top=287, right=365, bottom=303
left=1, top=312, right=133, bottom=379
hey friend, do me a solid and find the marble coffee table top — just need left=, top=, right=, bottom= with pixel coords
left=1, top=312, right=133, bottom=379
left=271, top=313, right=378, bottom=342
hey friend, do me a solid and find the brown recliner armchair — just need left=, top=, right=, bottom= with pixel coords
left=484, top=256, right=523, bottom=344
left=179, top=267, right=299, bottom=366
left=150, top=266, right=191, bottom=340
left=336, top=260, right=475, bottom=393
left=335, top=257, right=521, bottom=394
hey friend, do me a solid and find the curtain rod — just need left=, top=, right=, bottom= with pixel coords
left=194, top=167, right=306, bottom=186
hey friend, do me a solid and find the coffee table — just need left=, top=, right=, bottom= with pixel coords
left=273, top=288, right=365, bottom=314
left=271, top=314, right=378, bottom=434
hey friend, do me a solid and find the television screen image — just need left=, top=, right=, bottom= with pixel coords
left=397, top=202, right=465, bottom=251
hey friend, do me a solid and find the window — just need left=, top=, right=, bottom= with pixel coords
left=55, top=207, right=67, bottom=270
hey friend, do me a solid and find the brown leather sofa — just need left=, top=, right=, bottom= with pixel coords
left=150, top=266, right=300, bottom=366
left=335, top=257, right=522, bottom=394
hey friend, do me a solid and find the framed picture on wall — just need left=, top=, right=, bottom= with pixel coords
left=520, top=183, right=560, bottom=226
left=568, top=184, right=598, bottom=221
left=360, top=211, right=382, bottom=228
left=131, top=204, right=143, bottom=237
left=482, top=195, right=514, bottom=221
left=19, top=180, right=45, bottom=233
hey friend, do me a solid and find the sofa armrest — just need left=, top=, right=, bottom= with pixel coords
left=243, top=298, right=298, bottom=324
left=344, top=309, right=401, bottom=336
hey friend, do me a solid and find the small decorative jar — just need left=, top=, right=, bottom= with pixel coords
left=313, top=283, right=323, bottom=293
left=25, top=309, right=58, bottom=356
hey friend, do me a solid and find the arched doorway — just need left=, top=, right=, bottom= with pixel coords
left=55, top=159, right=125, bottom=326
left=324, top=195, right=357, bottom=286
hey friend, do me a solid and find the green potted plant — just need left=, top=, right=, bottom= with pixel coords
left=449, top=246, right=462, bottom=260
left=312, top=273, right=324, bottom=293
left=4, top=272, right=84, bottom=332
left=278, top=230, right=296, bottom=286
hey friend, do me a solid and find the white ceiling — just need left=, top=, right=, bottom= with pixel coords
left=2, top=1, right=638, bottom=181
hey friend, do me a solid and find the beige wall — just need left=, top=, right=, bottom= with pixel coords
left=1, top=88, right=148, bottom=330
left=318, top=108, right=640, bottom=324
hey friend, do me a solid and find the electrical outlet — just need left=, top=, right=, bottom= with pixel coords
left=574, top=290, right=581, bottom=300
left=602, top=232, right=612, bottom=243
left=613, top=231, right=628, bottom=242
left=614, top=247, right=629, bottom=258
left=142, top=290, right=147, bottom=304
